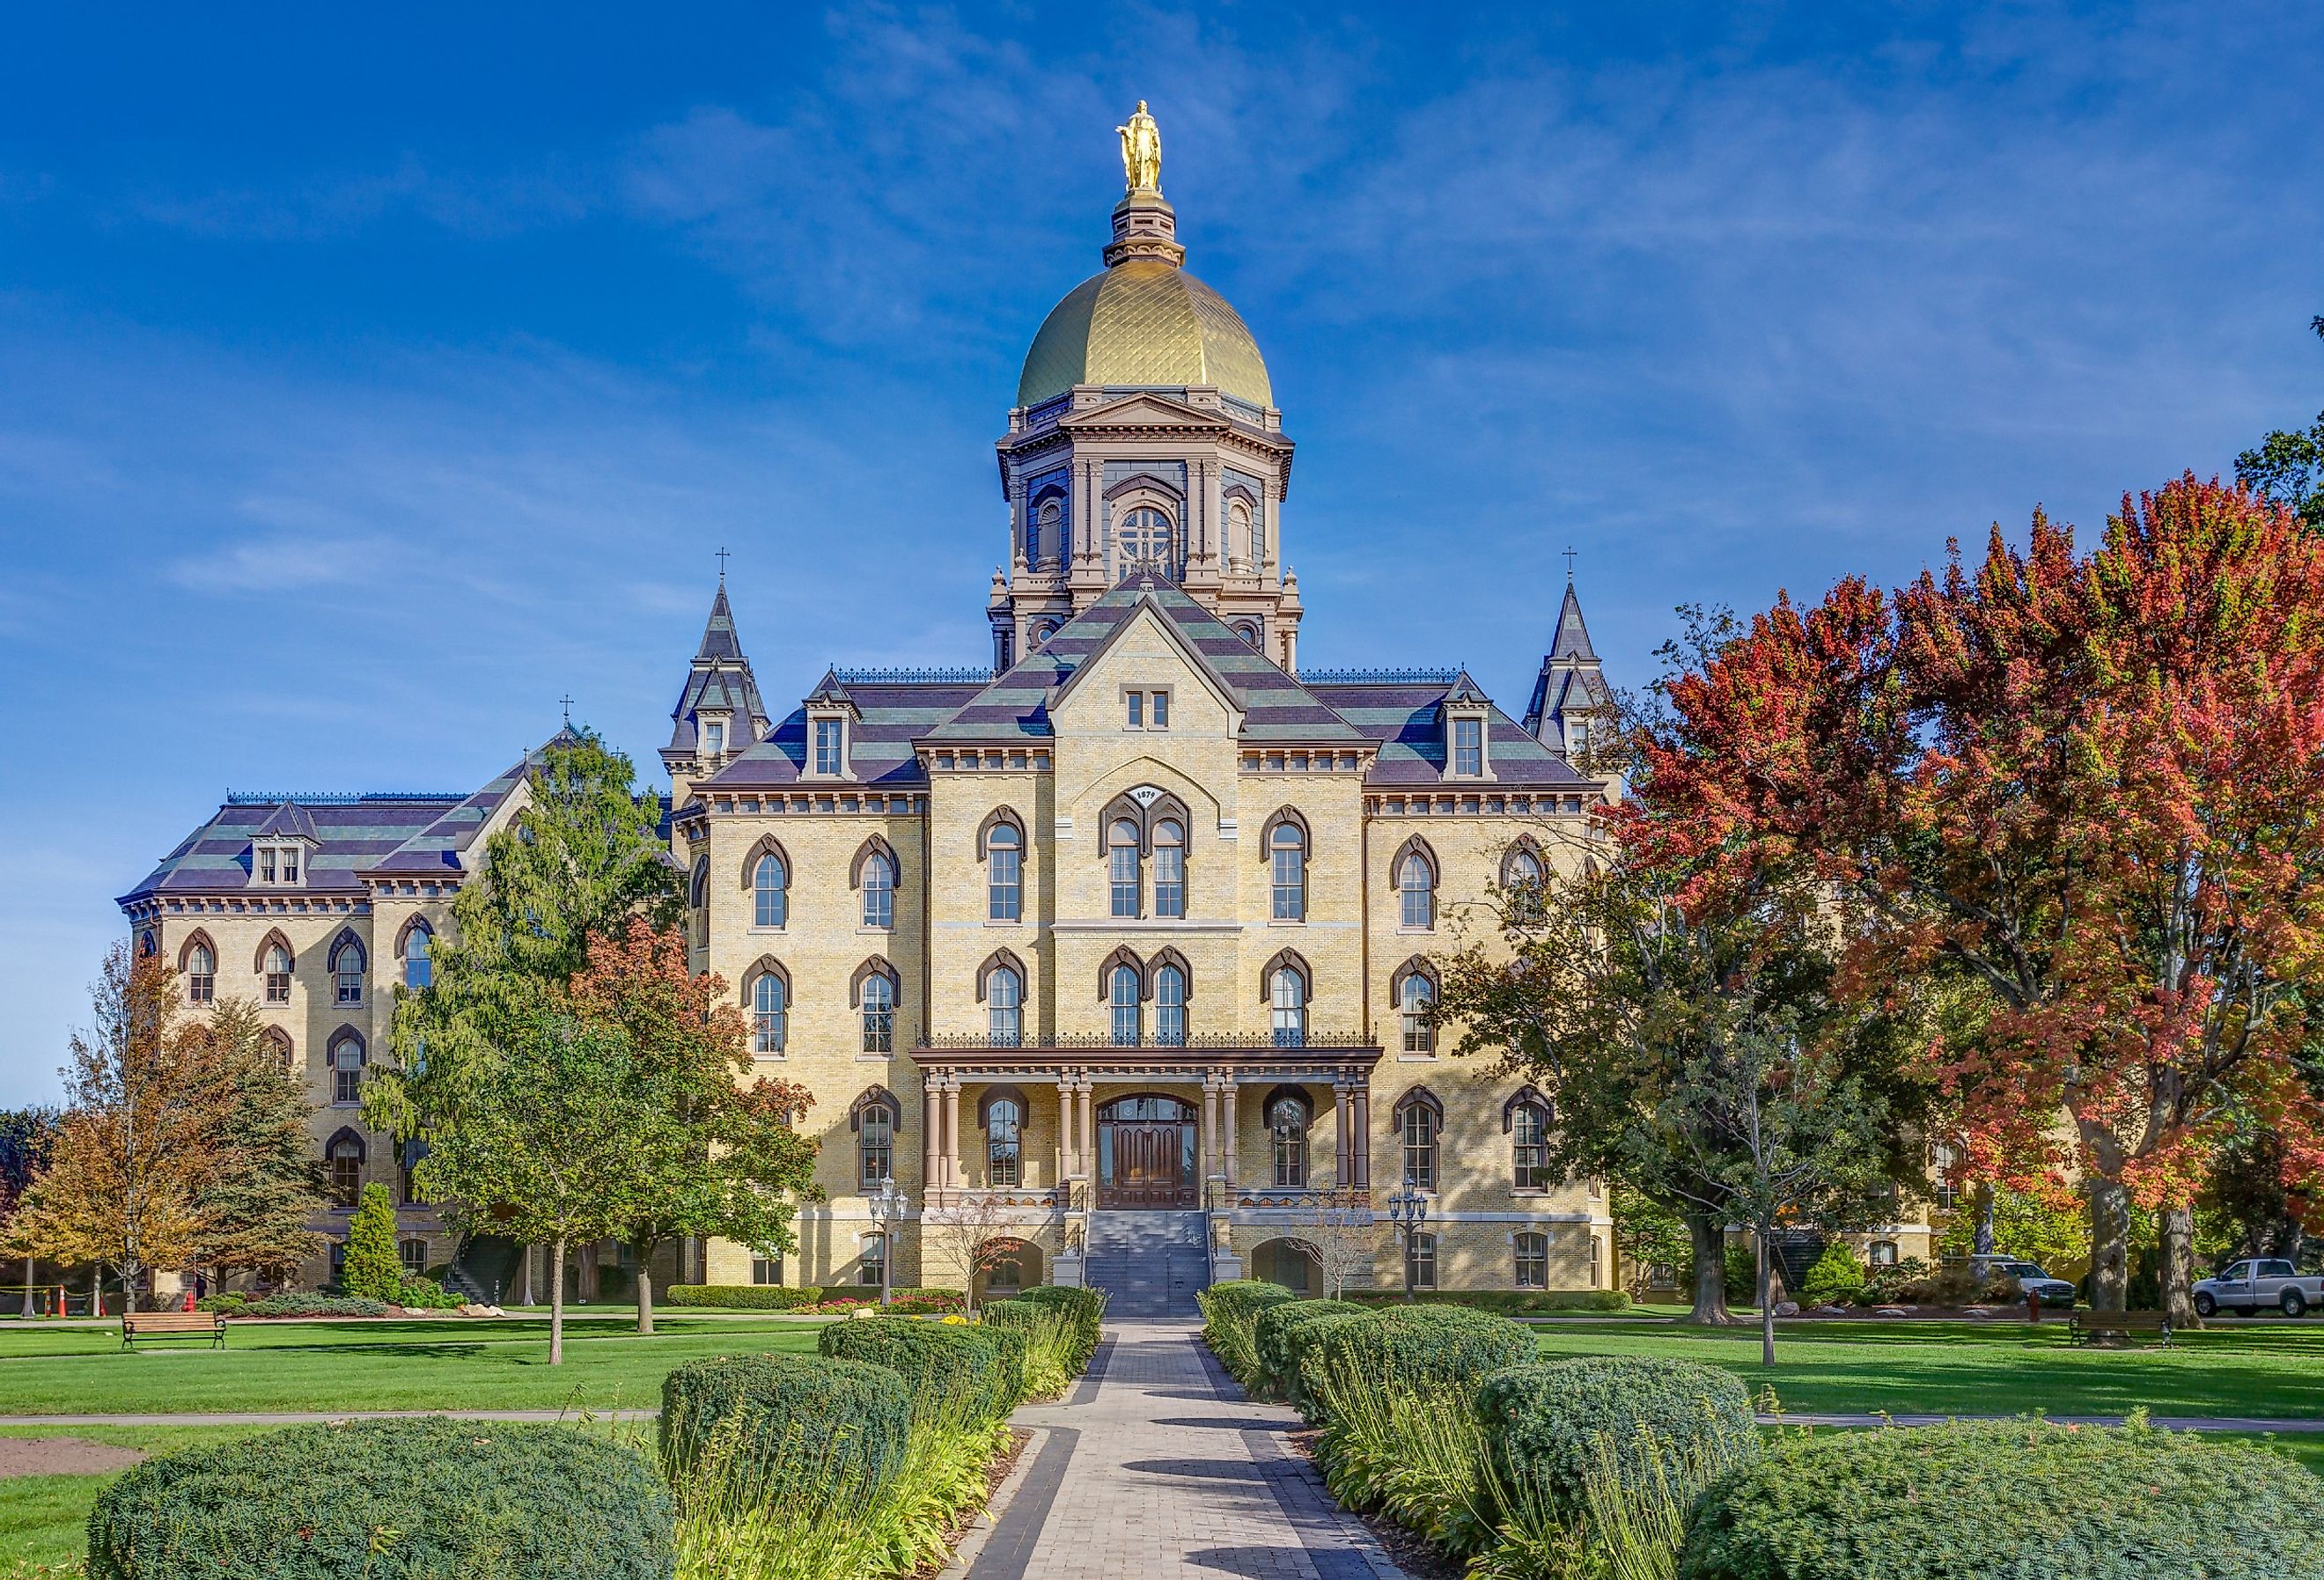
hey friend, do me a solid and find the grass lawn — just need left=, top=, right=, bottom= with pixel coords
left=0, top=1425, right=276, bottom=1575
left=0, top=1316, right=823, bottom=1416
left=1531, top=1319, right=2324, bottom=1420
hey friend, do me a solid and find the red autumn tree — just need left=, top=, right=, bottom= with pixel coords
left=1641, top=476, right=2324, bottom=1314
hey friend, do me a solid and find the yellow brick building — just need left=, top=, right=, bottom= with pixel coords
left=120, top=110, right=1634, bottom=1308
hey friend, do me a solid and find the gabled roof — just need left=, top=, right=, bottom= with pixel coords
left=361, top=736, right=568, bottom=877
left=250, top=802, right=321, bottom=843
left=923, top=573, right=1366, bottom=747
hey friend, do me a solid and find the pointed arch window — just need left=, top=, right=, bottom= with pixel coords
left=861, top=851, right=896, bottom=930
left=1108, top=819, right=1142, bottom=917
left=1509, top=1095, right=1551, bottom=1190
left=401, top=924, right=432, bottom=990
left=1109, top=964, right=1142, bottom=1047
left=1269, top=1088, right=1311, bottom=1187
left=1399, top=969, right=1437, bottom=1054
left=331, top=937, right=366, bottom=1006
left=185, top=942, right=216, bottom=1004
left=754, top=852, right=789, bottom=928
left=988, top=965, right=1023, bottom=1047
left=1397, top=1089, right=1442, bottom=1188
left=983, top=1086, right=1024, bottom=1187
left=1269, top=963, right=1307, bottom=1048
left=689, top=855, right=710, bottom=909
left=328, top=1033, right=366, bottom=1104
left=1269, top=821, right=1306, bottom=922
left=263, top=944, right=293, bottom=1005
left=261, top=1027, right=294, bottom=1074
left=861, top=974, right=895, bottom=1054
left=327, top=1131, right=365, bottom=1209
left=987, top=822, right=1022, bottom=922
left=1398, top=850, right=1436, bottom=930
left=752, top=971, right=788, bottom=1055
left=1504, top=845, right=1546, bottom=923
left=857, top=1104, right=895, bottom=1188
left=1152, top=819, right=1185, bottom=918
left=1154, top=963, right=1187, bottom=1047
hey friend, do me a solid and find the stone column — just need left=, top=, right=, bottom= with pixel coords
left=922, top=1078, right=941, bottom=1199
left=1078, top=1081, right=1096, bottom=1183
left=1223, top=1081, right=1239, bottom=1191
left=1199, top=1077, right=1217, bottom=1196
left=942, top=1078, right=962, bottom=1191
left=1350, top=1083, right=1372, bottom=1193
left=1056, top=1075, right=1075, bottom=1184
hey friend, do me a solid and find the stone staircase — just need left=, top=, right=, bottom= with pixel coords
left=1082, top=1211, right=1211, bottom=1319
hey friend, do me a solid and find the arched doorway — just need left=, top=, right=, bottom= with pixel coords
left=1252, top=1237, right=1320, bottom=1296
left=1097, top=1093, right=1197, bottom=1208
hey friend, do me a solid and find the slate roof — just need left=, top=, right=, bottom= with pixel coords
left=1306, top=682, right=1590, bottom=789
left=666, top=583, right=773, bottom=758
left=703, top=680, right=991, bottom=790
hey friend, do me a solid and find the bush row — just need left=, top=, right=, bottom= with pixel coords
left=1343, top=1288, right=1631, bottom=1315
left=1196, top=1279, right=1297, bottom=1386
left=664, top=1284, right=966, bottom=1315
left=196, top=1292, right=392, bottom=1318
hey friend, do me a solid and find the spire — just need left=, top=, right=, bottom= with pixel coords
left=1522, top=577, right=1613, bottom=749
left=665, top=579, right=771, bottom=783
left=1549, top=583, right=1599, bottom=662
left=695, top=582, right=744, bottom=663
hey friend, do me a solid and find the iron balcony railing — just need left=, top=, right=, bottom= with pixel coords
left=913, top=1030, right=1378, bottom=1052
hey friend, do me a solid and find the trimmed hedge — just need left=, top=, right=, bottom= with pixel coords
left=86, top=1416, right=672, bottom=1579
left=1018, top=1284, right=1107, bottom=1372
left=1678, top=1419, right=2324, bottom=1579
left=1478, top=1357, right=1758, bottom=1527
left=232, top=1293, right=390, bottom=1319
left=658, top=1353, right=911, bottom=1503
left=1302, top=1305, right=1534, bottom=1409
left=1344, top=1289, right=1630, bottom=1315
left=1251, top=1299, right=1354, bottom=1401
left=1196, top=1279, right=1297, bottom=1385
left=818, top=1316, right=1014, bottom=1422
left=666, top=1284, right=824, bottom=1312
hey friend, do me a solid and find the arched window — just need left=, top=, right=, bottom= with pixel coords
left=861, top=851, right=895, bottom=930
left=689, top=855, right=710, bottom=909
left=331, top=937, right=366, bottom=1006
left=987, top=823, right=1022, bottom=922
left=1108, top=819, right=1142, bottom=917
left=981, top=1236, right=1039, bottom=1297
left=330, top=1033, right=366, bottom=1105
left=261, top=1027, right=294, bottom=1074
left=984, top=1090, right=1023, bottom=1187
left=401, top=924, right=432, bottom=990
left=1227, top=495, right=1255, bottom=570
left=1406, top=1230, right=1438, bottom=1291
left=752, top=972, right=788, bottom=1055
left=1269, top=1090, right=1310, bottom=1187
left=1400, top=972, right=1436, bottom=1055
left=1116, top=504, right=1174, bottom=576
left=185, top=942, right=216, bottom=1004
left=852, top=1089, right=901, bottom=1188
left=1035, top=497, right=1063, bottom=565
left=263, top=943, right=293, bottom=1004
left=1152, top=819, right=1185, bottom=918
left=1397, top=851, right=1436, bottom=930
left=1514, top=1231, right=1548, bottom=1290
left=754, top=852, right=789, bottom=928
left=327, top=1132, right=365, bottom=1209
left=988, top=966, right=1022, bottom=1047
left=1269, top=821, right=1306, bottom=922
left=1504, top=847, right=1546, bottom=923
left=1401, top=1099, right=1438, bottom=1189
left=861, top=974, right=894, bottom=1054
left=1234, top=621, right=1261, bottom=649
left=1154, top=963, right=1187, bottom=1047
left=1931, top=1140, right=1962, bottom=1209
left=1511, top=1099, right=1550, bottom=1190
left=1253, top=1237, right=1318, bottom=1295
left=1033, top=620, right=1059, bottom=649
left=1109, top=963, right=1142, bottom=1047
left=1269, top=964, right=1307, bottom=1047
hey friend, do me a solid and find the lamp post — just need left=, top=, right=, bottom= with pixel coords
left=1386, top=1187, right=1429, bottom=1300
left=868, top=1178, right=905, bottom=1308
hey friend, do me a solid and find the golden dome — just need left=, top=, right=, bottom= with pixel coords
left=1017, top=257, right=1273, bottom=410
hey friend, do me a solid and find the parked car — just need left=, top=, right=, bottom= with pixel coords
left=1967, top=1256, right=2079, bottom=1307
left=2193, top=1259, right=2324, bottom=1318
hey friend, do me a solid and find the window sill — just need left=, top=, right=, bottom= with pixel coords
left=748, top=926, right=787, bottom=936
left=857, top=1053, right=894, bottom=1062
left=984, top=918, right=1025, bottom=928
left=1397, top=1052, right=1438, bottom=1062
left=1395, top=926, right=1435, bottom=937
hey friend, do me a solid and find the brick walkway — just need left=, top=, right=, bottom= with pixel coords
left=970, top=1319, right=1408, bottom=1580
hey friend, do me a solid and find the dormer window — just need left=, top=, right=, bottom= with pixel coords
left=254, top=841, right=304, bottom=886
left=703, top=719, right=725, bottom=756
left=813, top=717, right=846, bottom=776
left=1567, top=716, right=1592, bottom=761
left=1450, top=715, right=1485, bottom=777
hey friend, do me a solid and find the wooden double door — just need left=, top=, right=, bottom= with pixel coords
left=1096, top=1093, right=1199, bottom=1209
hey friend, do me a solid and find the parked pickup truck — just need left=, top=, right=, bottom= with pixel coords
left=2193, top=1259, right=2324, bottom=1318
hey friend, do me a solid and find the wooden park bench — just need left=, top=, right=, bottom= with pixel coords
left=2066, top=1310, right=2173, bottom=1349
left=120, top=1310, right=227, bottom=1351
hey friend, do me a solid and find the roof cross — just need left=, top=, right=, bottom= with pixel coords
left=560, top=694, right=575, bottom=725
left=1563, top=546, right=1578, bottom=582
left=715, top=546, right=732, bottom=580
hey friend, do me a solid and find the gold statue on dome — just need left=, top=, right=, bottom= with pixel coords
left=1117, top=99, right=1162, bottom=193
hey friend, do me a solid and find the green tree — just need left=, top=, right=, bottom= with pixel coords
left=186, top=999, right=325, bottom=1289
left=0, top=1107, right=59, bottom=1317
left=2236, top=315, right=2324, bottom=531
left=1937, top=1183, right=2088, bottom=1275
left=1608, top=1183, right=1690, bottom=1300
left=341, top=1183, right=402, bottom=1302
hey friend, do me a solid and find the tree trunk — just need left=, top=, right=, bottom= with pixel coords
left=1757, top=1235, right=1777, bottom=1367
left=1972, top=1184, right=1997, bottom=1258
left=1683, top=1211, right=1738, bottom=1326
left=2159, top=1203, right=2197, bottom=1326
left=2088, top=1178, right=2131, bottom=1313
left=548, top=1236, right=567, bottom=1366
left=19, top=1256, right=32, bottom=1319
left=633, top=1238, right=657, bottom=1336
left=519, top=1243, right=535, bottom=1307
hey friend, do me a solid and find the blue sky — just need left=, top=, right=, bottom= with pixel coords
left=3, top=4, right=2320, bottom=1101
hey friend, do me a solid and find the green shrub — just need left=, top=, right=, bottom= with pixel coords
left=1679, top=1418, right=2324, bottom=1579
left=1018, top=1284, right=1107, bottom=1373
left=982, top=1300, right=1074, bottom=1400
left=395, top=1275, right=462, bottom=1311
left=1301, top=1304, right=1534, bottom=1411
left=236, top=1292, right=389, bottom=1318
left=1479, top=1356, right=1759, bottom=1528
left=1797, top=1244, right=1864, bottom=1307
left=1251, top=1298, right=1354, bottom=1401
left=86, top=1416, right=671, bottom=1579
left=339, top=1183, right=404, bottom=1304
left=1308, top=1364, right=1495, bottom=1558
left=1343, top=1289, right=1630, bottom=1315
left=1723, top=1244, right=1757, bottom=1305
left=1198, top=1280, right=1297, bottom=1385
left=982, top=1322, right=1029, bottom=1410
left=659, top=1352, right=910, bottom=1502
left=665, top=1284, right=826, bottom=1312
left=818, top=1317, right=1012, bottom=1423
left=194, top=1294, right=245, bottom=1315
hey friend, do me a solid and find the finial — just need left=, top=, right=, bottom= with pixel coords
left=1563, top=546, right=1578, bottom=583
left=560, top=694, right=575, bottom=725
left=1116, top=100, right=1161, bottom=195
left=715, top=546, right=732, bottom=581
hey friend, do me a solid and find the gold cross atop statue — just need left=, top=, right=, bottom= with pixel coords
left=1117, top=99, right=1161, bottom=193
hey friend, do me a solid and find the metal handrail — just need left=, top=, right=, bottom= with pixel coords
left=914, top=1030, right=1378, bottom=1051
